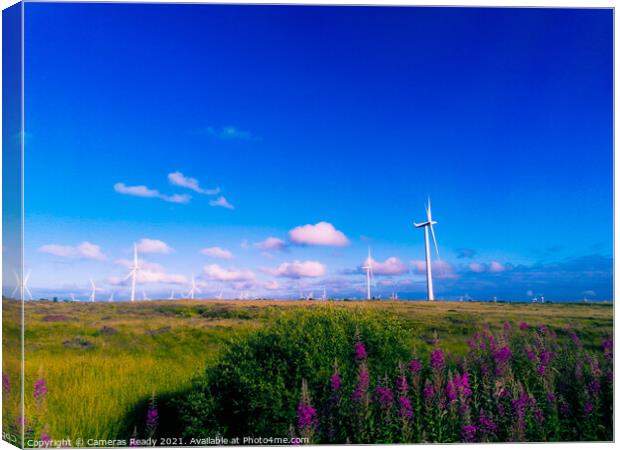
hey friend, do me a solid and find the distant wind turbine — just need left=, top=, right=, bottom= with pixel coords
left=11, top=270, right=33, bottom=300
left=217, top=289, right=224, bottom=300
left=124, top=244, right=140, bottom=302
left=361, top=247, right=374, bottom=300
left=414, top=197, right=440, bottom=301
left=70, top=293, right=76, bottom=302
left=322, top=287, right=327, bottom=301
left=187, top=273, right=200, bottom=300
left=108, top=292, right=115, bottom=302
left=169, top=290, right=175, bottom=300
left=89, top=278, right=102, bottom=302
left=142, top=289, right=150, bottom=301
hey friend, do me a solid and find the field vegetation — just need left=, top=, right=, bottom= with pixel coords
left=1, top=298, right=613, bottom=445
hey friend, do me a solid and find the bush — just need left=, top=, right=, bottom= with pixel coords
left=172, top=306, right=412, bottom=439
left=169, top=310, right=613, bottom=443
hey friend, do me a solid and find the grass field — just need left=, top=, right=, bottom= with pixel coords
left=2, top=298, right=613, bottom=443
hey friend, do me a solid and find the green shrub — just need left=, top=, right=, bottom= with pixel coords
left=172, top=305, right=412, bottom=438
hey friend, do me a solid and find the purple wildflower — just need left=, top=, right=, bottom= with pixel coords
left=354, top=341, right=367, bottom=361
left=519, top=321, right=528, bottom=331
left=41, top=433, right=52, bottom=445
left=547, top=392, right=556, bottom=403
left=536, top=365, right=546, bottom=376
left=408, top=359, right=422, bottom=374
left=494, top=346, right=512, bottom=364
left=396, top=374, right=408, bottom=394
left=477, top=412, right=498, bottom=435
left=330, top=372, right=342, bottom=392
left=540, top=350, right=554, bottom=365
left=33, top=378, right=47, bottom=401
left=588, top=380, right=601, bottom=396
left=398, top=396, right=413, bottom=419
left=430, top=349, right=445, bottom=371
left=2, top=373, right=10, bottom=394
left=584, top=402, right=593, bottom=415
left=462, top=424, right=477, bottom=442
left=375, top=386, right=394, bottom=410
left=297, top=379, right=317, bottom=436
left=525, top=347, right=536, bottom=362
left=446, top=379, right=457, bottom=403
left=533, top=408, right=545, bottom=425
left=423, top=381, right=434, bottom=400
left=297, top=403, right=317, bottom=430
left=351, top=366, right=370, bottom=403
left=146, top=407, right=158, bottom=426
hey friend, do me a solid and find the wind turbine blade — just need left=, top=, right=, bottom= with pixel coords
left=123, top=270, right=134, bottom=281
left=429, top=224, right=440, bottom=260
left=11, top=286, right=19, bottom=298
left=426, top=197, right=432, bottom=222
left=25, top=287, right=33, bottom=300
left=24, top=270, right=31, bottom=284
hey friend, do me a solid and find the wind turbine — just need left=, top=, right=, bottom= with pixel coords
left=361, top=247, right=374, bottom=300
left=217, top=289, right=224, bottom=300
left=89, top=278, right=102, bottom=302
left=187, top=273, right=200, bottom=300
left=142, top=289, right=150, bottom=301
left=414, top=197, right=440, bottom=301
left=124, top=244, right=140, bottom=302
left=108, top=292, right=115, bottom=302
left=70, top=293, right=76, bottom=302
left=169, top=290, right=175, bottom=300
left=322, top=287, right=327, bottom=301
left=11, top=270, right=33, bottom=300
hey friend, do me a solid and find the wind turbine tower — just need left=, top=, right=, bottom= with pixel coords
left=362, top=247, right=374, bottom=300
left=414, top=198, right=440, bottom=301
left=124, top=244, right=140, bottom=302
left=187, top=273, right=199, bottom=300
left=89, top=278, right=101, bottom=302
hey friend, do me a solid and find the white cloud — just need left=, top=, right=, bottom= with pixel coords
left=364, top=257, right=408, bottom=276
left=168, top=171, right=220, bottom=195
left=203, top=264, right=255, bottom=281
left=266, top=260, right=327, bottom=279
left=207, top=126, right=253, bottom=140
left=489, top=261, right=506, bottom=273
left=209, top=196, right=235, bottom=209
left=114, top=182, right=190, bottom=204
left=136, top=238, right=173, bottom=254
left=288, top=222, right=349, bottom=247
left=38, top=241, right=107, bottom=261
left=254, top=237, right=287, bottom=251
left=115, top=258, right=164, bottom=272
left=112, top=259, right=187, bottom=285
left=201, top=246, right=234, bottom=260
left=411, top=259, right=457, bottom=279
left=468, top=262, right=486, bottom=273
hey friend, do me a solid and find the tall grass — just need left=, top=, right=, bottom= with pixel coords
left=1, top=299, right=613, bottom=445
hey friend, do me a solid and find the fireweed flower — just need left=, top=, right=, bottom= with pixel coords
left=395, top=374, right=408, bottom=394
left=602, top=338, right=613, bottom=360
left=533, top=407, right=545, bottom=425
left=297, top=379, right=317, bottom=436
left=33, top=378, right=47, bottom=402
left=351, top=364, right=370, bottom=403
left=430, top=349, right=445, bottom=371
left=398, top=396, right=413, bottom=419
left=375, top=386, right=394, bottom=410
left=477, top=411, right=498, bottom=436
left=584, top=402, right=593, bottom=415
left=2, top=373, right=10, bottom=394
left=408, top=359, right=422, bottom=374
left=540, top=350, right=554, bottom=366
left=519, top=322, right=528, bottom=331
left=354, top=341, right=368, bottom=361
left=446, top=378, right=457, bottom=403
left=547, top=392, right=556, bottom=403
left=422, top=381, right=434, bottom=400
left=462, top=424, right=476, bottom=442
left=330, top=372, right=342, bottom=392
left=536, top=365, right=546, bottom=376
left=588, top=380, right=601, bottom=396
left=146, top=407, right=158, bottom=426
left=41, top=433, right=52, bottom=446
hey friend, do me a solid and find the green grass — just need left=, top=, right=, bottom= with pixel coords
left=2, top=299, right=613, bottom=443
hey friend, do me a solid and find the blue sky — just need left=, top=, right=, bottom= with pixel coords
left=19, top=4, right=612, bottom=301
